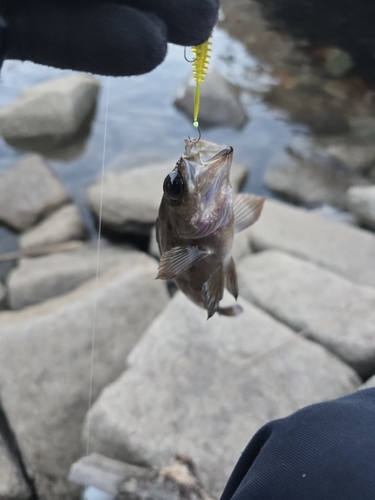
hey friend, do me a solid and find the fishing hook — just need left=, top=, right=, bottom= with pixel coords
left=184, top=46, right=196, bottom=63
left=188, top=124, right=201, bottom=143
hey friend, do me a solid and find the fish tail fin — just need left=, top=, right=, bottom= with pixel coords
left=217, top=304, right=243, bottom=317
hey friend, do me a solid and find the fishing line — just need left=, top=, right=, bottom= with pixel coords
left=83, top=77, right=110, bottom=495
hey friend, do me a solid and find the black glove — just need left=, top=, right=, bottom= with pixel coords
left=0, top=0, right=219, bottom=76
left=221, top=388, right=375, bottom=500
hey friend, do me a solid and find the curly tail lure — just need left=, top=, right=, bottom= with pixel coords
left=190, top=36, right=212, bottom=133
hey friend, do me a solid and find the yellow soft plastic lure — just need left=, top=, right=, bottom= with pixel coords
left=191, top=37, right=212, bottom=129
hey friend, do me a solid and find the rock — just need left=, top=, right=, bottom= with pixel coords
left=70, top=454, right=212, bottom=500
left=238, top=250, right=375, bottom=377
left=232, top=229, right=252, bottom=263
left=0, top=254, right=169, bottom=500
left=347, top=185, right=375, bottom=230
left=264, top=152, right=367, bottom=208
left=317, top=47, right=354, bottom=77
left=324, top=141, right=375, bottom=172
left=20, top=204, right=87, bottom=250
left=247, top=199, right=375, bottom=288
left=0, top=226, right=19, bottom=283
left=88, top=154, right=247, bottom=236
left=7, top=244, right=145, bottom=309
left=148, top=226, right=160, bottom=259
left=85, top=292, right=359, bottom=499
left=0, top=155, right=70, bottom=232
left=174, top=68, right=248, bottom=129
left=0, top=282, right=7, bottom=310
left=265, top=84, right=350, bottom=135
left=360, top=376, right=375, bottom=389
left=0, top=74, right=99, bottom=151
left=0, top=432, right=31, bottom=499
left=309, top=205, right=357, bottom=225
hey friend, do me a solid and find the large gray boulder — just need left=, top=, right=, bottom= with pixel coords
left=0, top=74, right=99, bottom=149
left=247, top=199, right=375, bottom=288
left=174, top=68, right=248, bottom=129
left=8, top=245, right=149, bottom=309
left=88, top=161, right=246, bottom=236
left=347, top=185, right=375, bottom=230
left=20, top=204, right=87, bottom=249
left=0, top=254, right=169, bottom=500
left=0, top=432, right=31, bottom=499
left=0, top=155, right=70, bottom=231
left=85, top=293, right=359, bottom=499
left=238, top=250, right=375, bottom=378
left=264, top=152, right=367, bottom=209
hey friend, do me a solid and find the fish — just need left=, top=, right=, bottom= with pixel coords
left=155, top=139, right=264, bottom=318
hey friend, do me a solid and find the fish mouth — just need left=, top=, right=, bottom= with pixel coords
left=207, top=146, right=233, bottom=162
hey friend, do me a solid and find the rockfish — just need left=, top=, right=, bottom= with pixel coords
left=156, top=139, right=264, bottom=318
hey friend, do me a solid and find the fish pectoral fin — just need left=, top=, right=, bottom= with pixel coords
left=202, top=264, right=224, bottom=319
left=226, top=257, right=238, bottom=300
left=156, top=246, right=210, bottom=280
left=233, top=194, right=265, bottom=234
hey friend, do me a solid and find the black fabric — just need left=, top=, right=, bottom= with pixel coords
left=0, top=15, right=7, bottom=68
left=221, top=388, right=375, bottom=500
left=0, top=0, right=219, bottom=76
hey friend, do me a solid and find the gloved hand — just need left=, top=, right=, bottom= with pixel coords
left=221, top=388, right=375, bottom=500
left=0, top=0, right=219, bottom=76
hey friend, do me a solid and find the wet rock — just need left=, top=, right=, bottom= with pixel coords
left=8, top=244, right=143, bottom=309
left=264, top=152, right=367, bottom=208
left=88, top=158, right=247, bottom=236
left=0, top=74, right=99, bottom=151
left=174, top=68, right=248, bottom=129
left=347, top=185, right=375, bottom=230
left=0, top=254, right=169, bottom=500
left=323, top=140, right=375, bottom=173
left=247, top=199, right=375, bottom=288
left=0, top=155, right=70, bottom=232
left=85, top=292, right=359, bottom=500
left=238, top=250, right=375, bottom=378
left=70, top=454, right=212, bottom=500
left=20, top=204, right=87, bottom=250
left=265, top=84, right=350, bottom=135
left=0, top=226, right=19, bottom=283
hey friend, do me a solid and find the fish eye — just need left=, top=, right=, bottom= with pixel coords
left=163, top=170, right=184, bottom=203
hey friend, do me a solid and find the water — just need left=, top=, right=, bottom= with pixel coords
left=0, top=27, right=298, bottom=219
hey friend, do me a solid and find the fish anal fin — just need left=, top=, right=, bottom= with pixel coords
left=202, top=264, right=224, bottom=319
left=156, top=246, right=210, bottom=280
left=233, top=194, right=265, bottom=234
left=226, top=257, right=238, bottom=300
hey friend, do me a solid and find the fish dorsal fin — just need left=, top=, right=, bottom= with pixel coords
left=202, top=264, right=224, bottom=319
left=226, top=257, right=238, bottom=300
left=156, top=246, right=210, bottom=280
left=233, top=194, right=265, bottom=234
